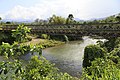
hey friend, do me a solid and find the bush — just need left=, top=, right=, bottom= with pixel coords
left=82, top=58, right=120, bottom=80
left=0, top=42, right=42, bottom=58
left=108, top=48, right=120, bottom=64
left=25, top=56, right=58, bottom=79
left=0, top=56, right=78, bottom=80
left=12, top=25, right=31, bottom=43
left=41, top=34, right=50, bottom=39
left=82, top=38, right=120, bottom=80
left=83, top=45, right=107, bottom=67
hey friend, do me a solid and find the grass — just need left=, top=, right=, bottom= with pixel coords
left=22, top=37, right=64, bottom=48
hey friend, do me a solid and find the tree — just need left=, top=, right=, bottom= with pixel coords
left=66, top=14, right=74, bottom=24
left=115, top=16, right=120, bottom=22
left=68, top=14, right=74, bottom=20
left=34, top=18, right=48, bottom=25
left=6, top=21, right=11, bottom=24
left=48, top=15, right=66, bottom=24
left=0, top=17, right=1, bottom=20
left=34, top=18, right=39, bottom=23
left=0, top=17, right=2, bottom=25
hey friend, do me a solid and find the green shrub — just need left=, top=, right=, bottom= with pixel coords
left=82, top=58, right=120, bottom=80
left=0, top=60, right=24, bottom=80
left=83, top=45, right=107, bottom=67
left=108, top=48, right=120, bottom=65
left=12, top=25, right=31, bottom=43
left=0, top=42, right=42, bottom=58
left=0, top=56, right=78, bottom=80
left=82, top=38, right=120, bottom=80
left=41, top=34, right=50, bottom=39
left=25, top=56, right=58, bottom=79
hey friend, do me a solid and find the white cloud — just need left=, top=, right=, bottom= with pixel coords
left=5, top=5, right=40, bottom=20
left=0, top=14, right=5, bottom=19
left=2, top=0, right=120, bottom=21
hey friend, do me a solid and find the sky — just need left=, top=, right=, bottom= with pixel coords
left=0, top=0, right=120, bottom=21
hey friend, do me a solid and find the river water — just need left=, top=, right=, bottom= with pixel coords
left=42, top=36, right=105, bottom=77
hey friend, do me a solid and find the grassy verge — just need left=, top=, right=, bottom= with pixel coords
left=22, top=38, right=64, bottom=49
left=38, top=39, right=64, bottom=48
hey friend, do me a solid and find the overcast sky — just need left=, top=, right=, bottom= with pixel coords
left=0, top=0, right=120, bottom=21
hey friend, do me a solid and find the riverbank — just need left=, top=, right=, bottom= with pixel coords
left=22, top=37, right=65, bottom=49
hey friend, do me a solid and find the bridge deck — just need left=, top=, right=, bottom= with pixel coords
left=1, top=23, right=120, bottom=37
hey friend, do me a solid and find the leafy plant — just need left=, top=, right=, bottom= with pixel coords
left=0, top=42, right=42, bottom=58
left=0, top=56, right=78, bottom=80
left=41, top=34, right=50, bottom=39
left=83, top=45, right=107, bottom=67
left=0, top=42, right=13, bottom=58
left=82, top=58, right=120, bottom=80
left=82, top=37, right=120, bottom=80
left=12, top=25, right=31, bottom=43
left=0, top=60, right=24, bottom=80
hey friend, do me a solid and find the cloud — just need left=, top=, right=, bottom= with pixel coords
left=2, top=0, right=120, bottom=21
left=5, top=5, right=44, bottom=20
left=0, top=13, right=5, bottom=19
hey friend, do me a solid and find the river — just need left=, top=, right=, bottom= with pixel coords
left=42, top=36, right=106, bottom=77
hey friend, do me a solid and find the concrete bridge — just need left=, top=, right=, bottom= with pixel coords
left=1, top=23, right=120, bottom=38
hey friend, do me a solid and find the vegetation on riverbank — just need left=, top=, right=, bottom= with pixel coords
left=38, top=39, right=64, bottom=49
left=23, top=38, right=64, bottom=49
left=82, top=37, right=120, bottom=80
left=0, top=55, right=79, bottom=80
